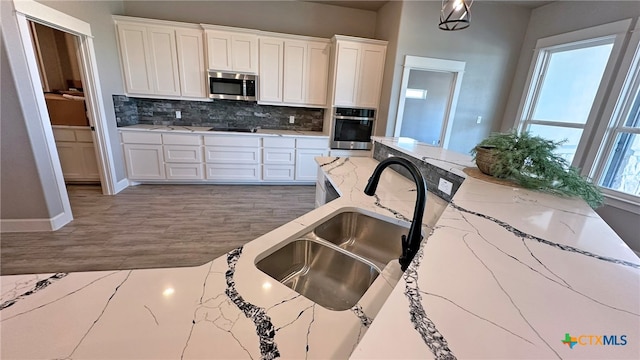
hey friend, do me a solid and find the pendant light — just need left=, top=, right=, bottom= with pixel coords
left=439, top=0, right=473, bottom=31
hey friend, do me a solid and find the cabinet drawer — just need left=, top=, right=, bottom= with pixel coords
left=263, top=137, right=295, bottom=148
left=75, top=129, right=94, bottom=143
left=163, top=145, right=203, bottom=163
left=205, top=164, right=261, bottom=181
left=53, top=128, right=77, bottom=142
left=263, top=165, right=295, bottom=181
left=121, top=131, right=162, bottom=144
left=165, top=163, right=204, bottom=180
left=162, top=133, right=202, bottom=145
left=263, top=148, right=295, bottom=165
left=205, top=146, right=261, bottom=164
left=204, top=135, right=261, bottom=147
left=296, top=137, right=328, bottom=149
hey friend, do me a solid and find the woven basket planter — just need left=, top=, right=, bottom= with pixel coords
left=474, top=145, right=499, bottom=176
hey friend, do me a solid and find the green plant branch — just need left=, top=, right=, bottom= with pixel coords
left=471, top=131, right=604, bottom=208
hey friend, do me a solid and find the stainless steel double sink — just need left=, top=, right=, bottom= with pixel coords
left=255, top=211, right=410, bottom=311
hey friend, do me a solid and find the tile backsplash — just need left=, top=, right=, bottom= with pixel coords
left=113, top=95, right=323, bottom=131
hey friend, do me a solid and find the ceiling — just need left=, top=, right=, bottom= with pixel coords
left=305, top=1, right=554, bottom=12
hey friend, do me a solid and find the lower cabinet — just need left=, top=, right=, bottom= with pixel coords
left=121, top=130, right=329, bottom=183
left=123, top=144, right=165, bottom=180
left=53, top=126, right=100, bottom=182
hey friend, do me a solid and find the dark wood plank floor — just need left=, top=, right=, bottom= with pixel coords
left=1, top=184, right=316, bottom=275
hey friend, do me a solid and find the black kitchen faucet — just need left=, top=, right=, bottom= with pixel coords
left=364, top=157, right=427, bottom=271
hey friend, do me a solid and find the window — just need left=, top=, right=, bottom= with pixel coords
left=590, top=20, right=640, bottom=204
left=517, top=19, right=640, bottom=210
left=519, top=37, right=616, bottom=165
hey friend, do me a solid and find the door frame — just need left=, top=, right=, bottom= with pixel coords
left=12, top=0, right=122, bottom=227
left=393, top=55, right=465, bottom=149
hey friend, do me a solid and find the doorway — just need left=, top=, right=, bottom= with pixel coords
left=394, top=56, right=465, bottom=148
left=28, top=21, right=101, bottom=185
left=9, top=0, right=123, bottom=230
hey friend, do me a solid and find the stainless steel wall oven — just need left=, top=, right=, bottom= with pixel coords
left=331, top=107, right=375, bottom=150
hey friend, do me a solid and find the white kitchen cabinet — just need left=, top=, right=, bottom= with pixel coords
left=332, top=37, right=387, bottom=108
left=205, top=164, right=261, bottom=181
left=123, top=144, right=165, bottom=180
left=176, top=28, right=207, bottom=98
left=163, top=145, right=203, bottom=163
left=295, top=138, right=329, bottom=182
left=165, top=163, right=204, bottom=180
left=53, top=126, right=100, bottom=182
left=115, top=16, right=207, bottom=99
left=116, top=22, right=154, bottom=94
left=205, top=29, right=258, bottom=73
left=263, top=165, right=295, bottom=181
left=261, top=37, right=329, bottom=107
left=259, top=37, right=284, bottom=103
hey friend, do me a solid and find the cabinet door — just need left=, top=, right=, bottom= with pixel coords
left=57, top=143, right=85, bottom=180
left=307, top=41, right=330, bottom=106
left=123, top=144, right=165, bottom=180
left=79, top=142, right=101, bottom=180
left=357, top=43, right=386, bottom=108
left=333, top=41, right=360, bottom=106
left=263, top=165, right=295, bottom=181
left=205, top=30, right=232, bottom=71
left=147, top=26, right=180, bottom=96
left=176, top=28, right=207, bottom=98
left=283, top=40, right=306, bottom=104
left=231, top=34, right=258, bottom=73
left=117, top=23, right=154, bottom=94
left=165, top=163, right=204, bottom=180
left=295, top=149, right=329, bottom=181
left=258, top=37, right=284, bottom=103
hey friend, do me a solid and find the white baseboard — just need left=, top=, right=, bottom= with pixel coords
left=114, top=178, right=130, bottom=194
left=1, top=211, right=72, bottom=232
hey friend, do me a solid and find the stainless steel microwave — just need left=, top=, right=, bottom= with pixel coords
left=208, top=71, right=257, bottom=101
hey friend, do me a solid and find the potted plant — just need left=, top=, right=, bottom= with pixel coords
left=470, top=131, right=604, bottom=208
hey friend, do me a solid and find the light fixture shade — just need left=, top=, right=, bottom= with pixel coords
left=439, top=0, right=473, bottom=31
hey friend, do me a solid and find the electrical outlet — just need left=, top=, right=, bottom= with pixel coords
left=476, top=116, right=482, bottom=124
left=438, top=178, right=453, bottom=195
left=175, top=110, right=182, bottom=119
left=289, top=115, right=295, bottom=124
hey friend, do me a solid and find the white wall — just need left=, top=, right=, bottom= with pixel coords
left=377, top=1, right=531, bottom=155
left=500, top=1, right=640, bottom=253
left=122, top=0, right=377, bottom=39
left=1, top=0, right=65, bottom=220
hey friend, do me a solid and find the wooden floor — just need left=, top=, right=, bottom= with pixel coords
left=1, top=184, right=316, bottom=275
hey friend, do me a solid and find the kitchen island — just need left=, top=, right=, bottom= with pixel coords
left=1, top=137, right=639, bottom=359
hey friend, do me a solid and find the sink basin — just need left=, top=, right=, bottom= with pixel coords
left=255, top=239, right=379, bottom=311
left=312, top=212, right=408, bottom=269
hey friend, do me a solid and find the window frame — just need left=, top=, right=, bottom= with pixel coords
left=585, top=20, right=640, bottom=213
left=514, top=19, right=632, bottom=170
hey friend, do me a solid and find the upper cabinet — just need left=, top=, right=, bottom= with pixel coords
left=204, top=29, right=258, bottom=73
left=332, top=36, right=387, bottom=109
left=259, top=35, right=330, bottom=108
left=115, top=17, right=207, bottom=99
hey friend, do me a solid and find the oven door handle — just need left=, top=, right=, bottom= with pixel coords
left=334, top=116, right=375, bottom=121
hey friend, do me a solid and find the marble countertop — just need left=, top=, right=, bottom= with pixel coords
left=118, top=124, right=329, bottom=138
left=2, top=138, right=639, bottom=359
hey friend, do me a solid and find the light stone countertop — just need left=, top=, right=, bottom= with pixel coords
left=118, top=124, right=329, bottom=138
left=1, top=139, right=638, bottom=359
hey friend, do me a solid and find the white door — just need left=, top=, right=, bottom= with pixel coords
left=117, top=23, right=154, bottom=94
left=176, top=28, right=206, bottom=98
left=357, top=44, right=386, bottom=108
left=259, top=37, right=284, bottom=103
left=394, top=56, right=465, bottom=149
left=333, top=41, right=360, bottom=106
left=205, top=30, right=232, bottom=71
left=123, top=144, right=165, bottom=180
left=231, top=34, right=258, bottom=73
left=283, top=40, right=306, bottom=104
left=296, top=149, right=328, bottom=181
left=147, top=26, right=180, bottom=96
left=307, top=41, right=329, bottom=106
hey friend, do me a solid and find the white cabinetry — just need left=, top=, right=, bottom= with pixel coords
left=53, top=126, right=100, bottom=182
left=263, top=137, right=295, bottom=181
left=205, top=29, right=258, bottom=73
left=295, top=138, right=329, bottom=181
left=259, top=36, right=330, bottom=107
left=121, top=132, right=165, bottom=180
left=115, top=16, right=207, bottom=99
left=332, top=36, right=387, bottom=108
left=162, top=133, right=203, bottom=180
left=204, top=135, right=261, bottom=181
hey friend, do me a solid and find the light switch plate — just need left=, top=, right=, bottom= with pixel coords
left=438, top=178, right=453, bottom=195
